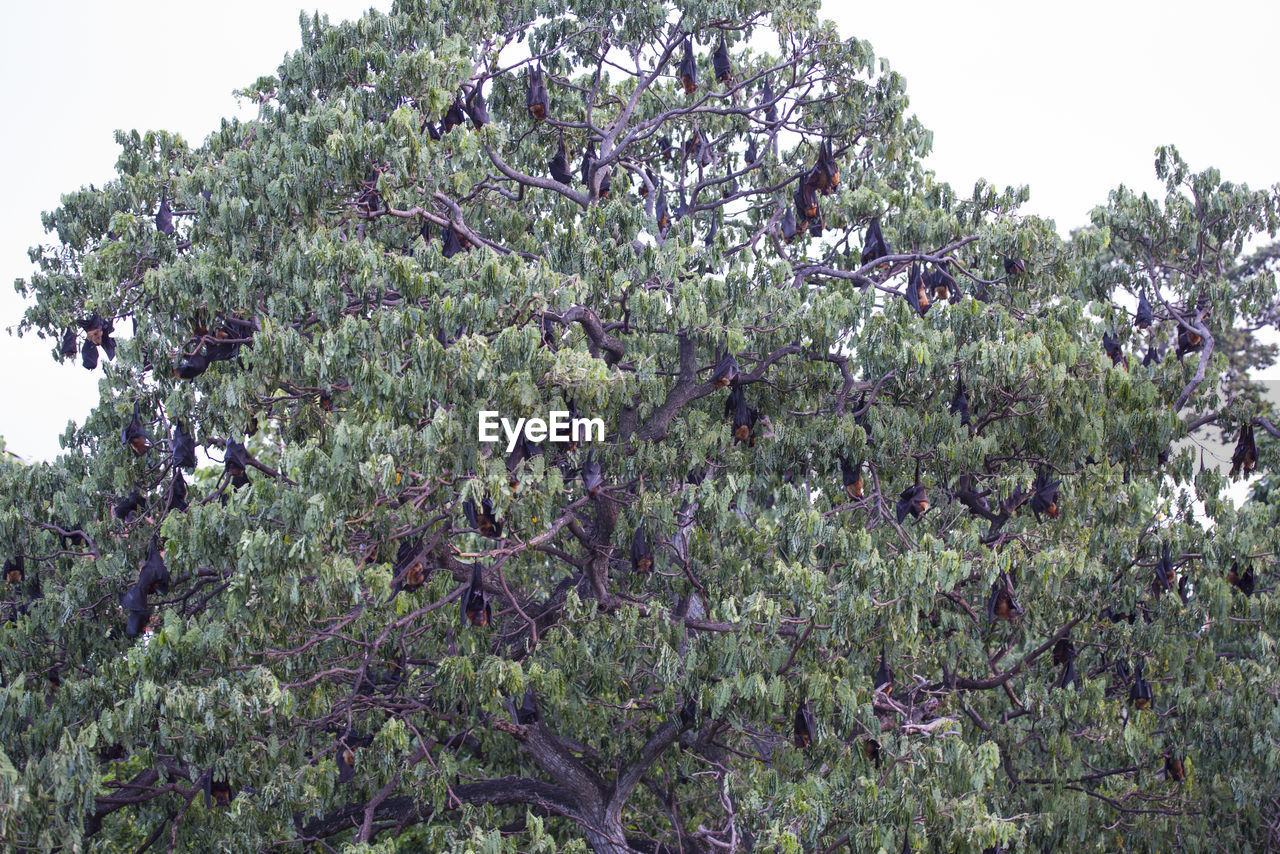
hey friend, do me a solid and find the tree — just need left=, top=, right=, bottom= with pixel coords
left=2, top=0, right=1279, bottom=851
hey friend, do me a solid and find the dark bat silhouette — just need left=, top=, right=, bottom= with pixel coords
left=156, top=192, right=175, bottom=236
left=1029, top=469, right=1061, bottom=521
left=678, top=37, right=697, bottom=93
left=1135, top=290, right=1154, bottom=328
left=549, top=136, right=573, bottom=185
left=713, top=34, right=731, bottom=84
left=461, top=562, right=492, bottom=627
left=630, top=527, right=653, bottom=574
left=465, top=83, right=490, bottom=128
left=793, top=698, right=815, bottom=748
left=711, top=353, right=739, bottom=388
left=862, top=217, right=890, bottom=266
left=122, top=402, right=149, bottom=456
left=873, top=647, right=893, bottom=696
left=172, top=421, right=197, bottom=470
left=950, top=376, right=970, bottom=425
left=1230, top=422, right=1256, bottom=477
left=526, top=67, right=548, bottom=120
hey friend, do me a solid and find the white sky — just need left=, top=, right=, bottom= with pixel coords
left=2, top=1, right=1278, bottom=462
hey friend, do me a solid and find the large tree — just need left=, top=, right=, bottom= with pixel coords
left=3, top=0, right=1279, bottom=851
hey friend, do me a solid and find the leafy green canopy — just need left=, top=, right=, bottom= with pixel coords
left=3, top=0, right=1280, bottom=851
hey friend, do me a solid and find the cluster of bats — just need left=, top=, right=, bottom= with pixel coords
left=785, top=636, right=1190, bottom=788
left=21, top=27, right=1269, bottom=811
left=107, top=399, right=258, bottom=637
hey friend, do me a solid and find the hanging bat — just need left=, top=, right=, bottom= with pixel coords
left=953, top=474, right=996, bottom=519
left=121, top=403, right=149, bottom=456
left=582, top=453, right=604, bottom=496
left=60, top=328, right=77, bottom=357
left=441, top=225, right=466, bottom=259
left=904, top=262, right=929, bottom=315
left=138, top=540, right=170, bottom=596
left=207, top=777, right=233, bottom=808
left=862, top=738, right=881, bottom=766
left=841, top=457, right=864, bottom=500
left=730, top=389, right=759, bottom=445
left=1029, top=469, right=1061, bottom=521
left=1129, top=662, right=1153, bottom=709
left=224, top=440, right=250, bottom=489
left=949, top=376, right=970, bottom=425
left=120, top=584, right=151, bottom=638
left=986, top=572, right=1022, bottom=622
left=463, top=497, right=502, bottom=538
left=1142, top=343, right=1163, bottom=367
left=862, top=217, right=890, bottom=266
left=794, top=179, right=818, bottom=222
left=694, top=130, right=714, bottom=168
left=780, top=207, right=798, bottom=242
left=706, top=212, right=720, bottom=245
left=806, top=139, right=839, bottom=194
left=1135, top=290, right=1154, bottom=328
left=1001, top=483, right=1031, bottom=516
left=580, top=140, right=598, bottom=186
left=465, top=82, right=489, bottom=128
left=517, top=687, right=540, bottom=724
left=540, top=314, right=559, bottom=350
left=1227, top=561, right=1255, bottom=596
left=1102, top=332, right=1128, bottom=369
left=1175, top=323, right=1203, bottom=358
left=336, top=729, right=360, bottom=783
left=156, top=192, right=175, bottom=236
left=630, top=527, right=653, bottom=574
left=657, top=135, right=675, bottom=160
left=745, top=136, right=759, bottom=168
left=1153, top=544, right=1176, bottom=594
left=113, top=491, right=144, bottom=522
left=873, top=648, right=894, bottom=696
left=461, top=562, right=492, bottom=627
left=80, top=312, right=107, bottom=345
left=1164, top=753, right=1185, bottom=782
left=761, top=79, right=779, bottom=128
left=174, top=346, right=209, bottom=380
left=81, top=339, right=99, bottom=370
left=895, top=463, right=929, bottom=524
left=549, top=135, right=573, bottom=185
left=638, top=167, right=656, bottom=197
left=440, top=96, right=465, bottom=130
left=1052, top=637, right=1074, bottom=666
left=793, top=698, right=815, bottom=748
left=711, top=353, right=739, bottom=388
left=808, top=208, right=828, bottom=238
left=713, top=34, right=731, bottom=84
left=172, top=421, right=197, bottom=470
left=656, top=186, right=671, bottom=233
left=1003, top=257, right=1027, bottom=276
left=1230, top=422, right=1257, bottom=477
left=4, top=556, right=23, bottom=585
left=673, top=190, right=690, bottom=221
left=527, top=66, right=549, bottom=120
left=392, top=537, right=427, bottom=595
left=925, top=264, right=956, bottom=301
left=1053, top=654, right=1078, bottom=690
left=165, top=471, right=188, bottom=513
left=678, top=37, right=697, bottom=93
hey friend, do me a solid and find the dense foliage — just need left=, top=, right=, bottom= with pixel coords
left=3, top=0, right=1279, bottom=851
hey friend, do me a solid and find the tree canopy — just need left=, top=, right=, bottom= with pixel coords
left=3, top=0, right=1280, bottom=851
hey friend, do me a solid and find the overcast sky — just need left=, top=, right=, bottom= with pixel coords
left=2, top=0, right=1277, bottom=463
